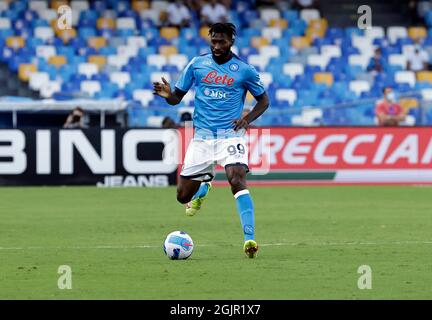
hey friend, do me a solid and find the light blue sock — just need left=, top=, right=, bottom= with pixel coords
left=234, top=190, right=255, bottom=241
left=192, top=183, right=209, bottom=200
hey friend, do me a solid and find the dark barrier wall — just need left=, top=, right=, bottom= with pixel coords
left=0, top=129, right=179, bottom=186
left=3, top=127, right=432, bottom=186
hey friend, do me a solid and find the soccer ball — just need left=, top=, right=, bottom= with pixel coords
left=163, top=231, right=194, bottom=260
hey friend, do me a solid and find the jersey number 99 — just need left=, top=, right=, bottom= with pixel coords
left=227, top=144, right=245, bottom=156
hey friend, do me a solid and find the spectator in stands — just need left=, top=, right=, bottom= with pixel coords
left=180, top=111, right=193, bottom=127
left=63, top=107, right=86, bottom=129
left=375, top=87, right=405, bottom=126
left=200, top=0, right=228, bottom=25
left=165, top=0, right=192, bottom=28
left=162, top=116, right=180, bottom=129
left=407, top=41, right=430, bottom=72
left=367, top=47, right=385, bottom=74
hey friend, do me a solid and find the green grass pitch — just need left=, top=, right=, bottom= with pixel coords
left=1, top=185, right=432, bottom=299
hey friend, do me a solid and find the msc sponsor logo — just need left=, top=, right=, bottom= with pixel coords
left=203, top=88, right=228, bottom=99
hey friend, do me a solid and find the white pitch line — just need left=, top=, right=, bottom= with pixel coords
left=0, top=245, right=160, bottom=251
left=1, top=240, right=432, bottom=251
left=260, top=240, right=432, bottom=247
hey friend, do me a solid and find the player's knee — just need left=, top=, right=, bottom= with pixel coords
left=176, top=190, right=192, bottom=204
left=228, top=174, right=246, bottom=190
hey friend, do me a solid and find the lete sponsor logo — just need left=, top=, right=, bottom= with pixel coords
left=202, top=71, right=235, bottom=86
left=245, top=128, right=432, bottom=169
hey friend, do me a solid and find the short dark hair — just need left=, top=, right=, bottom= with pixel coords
left=208, top=22, right=237, bottom=40
left=162, top=116, right=174, bottom=125
left=180, top=111, right=192, bottom=122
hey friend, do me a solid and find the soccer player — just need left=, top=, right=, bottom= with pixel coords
left=153, top=23, right=269, bottom=258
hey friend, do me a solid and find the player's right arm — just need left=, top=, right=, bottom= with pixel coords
left=153, top=57, right=196, bottom=106
left=153, top=77, right=186, bottom=105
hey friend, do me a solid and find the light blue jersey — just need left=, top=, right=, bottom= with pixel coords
left=175, top=53, right=265, bottom=139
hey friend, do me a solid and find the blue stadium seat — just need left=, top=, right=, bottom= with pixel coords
left=10, top=1, right=27, bottom=12
left=79, top=17, right=97, bottom=28
left=98, top=29, right=115, bottom=38
left=240, top=10, right=259, bottom=27
left=427, top=109, right=432, bottom=125
left=61, top=81, right=81, bottom=93
left=290, top=20, right=307, bottom=35
left=115, top=89, right=132, bottom=100
left=58, top=65, right=75, bottom=83
left=91, top=1, right=107, bottom=11
left=80, top=10, right=98, bottom=21
left=291, top=75, right=311, bottom=90
left=283, top=10, right=299, bottom=21
left=318, top=98, right=336, bottom=107
left=383, top=46, right=401, bottom=56
left=31, top=19, right=49, bottom=28
left=27, top=37, right=44, bottom=49
left=78, top=27, right=97, bottom=40
left=408, top=107, right=421, bottom=123
left=78, top=47, right=98, bottom=57
left=0, top=29, right=14, bottom=40
left=396, top=37, right=414, bottom=47
left=345, top=65, right=363, bottom=78
left=415, top=81, right=432, bottom=90
left=312, top=37, right=332, bottom=48
left=180, top=28, right=198, bottom=40
left=99, top=46, right=117, bottom=56
left=91, top=73, right=110, bottom=82
left=326, top=28, right=344, bottom=40
left=117, top=29, right=135, bottom=38
left=394, top=83, right=411, bottom=92
left=345, top=27, right=363, bottom=37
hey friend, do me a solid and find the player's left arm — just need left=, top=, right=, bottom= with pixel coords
left=233, top=92, right=269, bottom=131
left=234, top=65, right=270, bottom=131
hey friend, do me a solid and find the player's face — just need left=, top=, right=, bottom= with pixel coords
left=210, top=33, right=232, bottom=59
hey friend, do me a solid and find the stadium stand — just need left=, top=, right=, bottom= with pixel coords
left=0, top=0, right=432, bottom=127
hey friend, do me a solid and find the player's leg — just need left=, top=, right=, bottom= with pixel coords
left=185, top=180, right=212, bottom=215
left=179, top=139, right=214, bottom=215
left=225, top=164, right=258, bottom=258
left=176, top=176, right=201, bottom=204
left=177, top=176, right=212, bottom=216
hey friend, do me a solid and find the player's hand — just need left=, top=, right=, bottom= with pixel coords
left=153, top=77, right=171, bottom=98
left=233, top=118, right=249, bottom=131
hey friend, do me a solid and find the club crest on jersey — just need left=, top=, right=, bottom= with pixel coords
left=229, top=63, right=239, bottom=72
left=202, top=71, right=235, bottom=86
